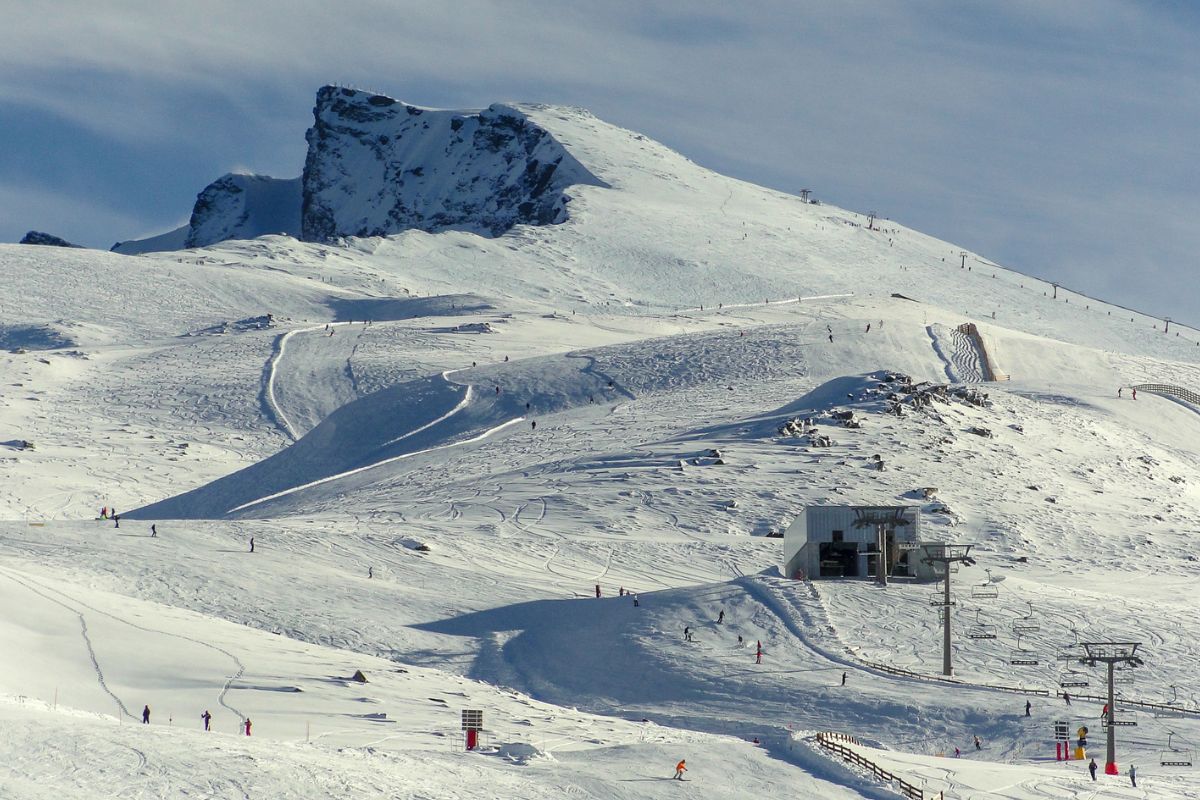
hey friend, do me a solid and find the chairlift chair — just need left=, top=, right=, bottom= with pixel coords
left=1161, top=733, right=1194, bottom=767
left=966, top=609, right=997, bottom=640
left=1009, top=633, right=1039, bottom=665
left=972, top=583, right=998, bottom=599
left=1013, top=600, right=1040, bottom=633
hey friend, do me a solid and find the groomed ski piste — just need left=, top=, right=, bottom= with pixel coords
left=3, top=100, right=1200, bottom=798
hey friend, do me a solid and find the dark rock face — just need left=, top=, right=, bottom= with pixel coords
left=185, top=174, right=302, bottom=249
left=300, top=86, right=605, bottom=242
left=19, top=231, right=82, bottom=248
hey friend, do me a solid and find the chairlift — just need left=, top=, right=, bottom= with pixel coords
left=972, top=583, right=998, bottom=599
left=1058, top=663, right=1089, bottom=688
left=1009, top=632, right=1039, bottom=666
left=1013, top=600, right=1040, bottom=633
left=966, top=609, right=997, bottom=640
left=1161, top=733, right=1194, bottom=767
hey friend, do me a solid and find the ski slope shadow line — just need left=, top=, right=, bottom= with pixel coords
left=226, top=413, right=527, bottom=515
left=262, top=321, right=358, bottom=442
left=0, top=567, right=246, bottom=721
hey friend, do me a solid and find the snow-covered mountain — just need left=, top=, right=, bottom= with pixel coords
left=4, top=86, right=1200, bottom=799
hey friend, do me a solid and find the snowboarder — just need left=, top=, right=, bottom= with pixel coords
left=201, top=710, right=211, bottom=731
left=1128, top=764, right=1136, bottom=787
left=828, top=334, right=834, bottom=343
left=673, top=759, right=687, bottom=780
left=595, top=584, right=601, bottom=598
left=1063, top=691, right=1071, bottom=706
left=142, top=705, right=151, bottom=724
left=1118, top=387, right=1122, bottom=398
left=717, top=610, right=724, bottom=624
left=368, top=566, right=373, bottom=579
left=113, top=514, right=120, bottom=529
left=495, top=386, right=500, bottom=395
left=865, top=323, right=871, bottom=333
left=244, top=718, right=252, bottom=736
left=755, top=641, right=762, bottom=664
left=1025, top=700, right=1031, bottom=716
left=841, top=672, right=847, bottom=686
left=737, top=635, right=743, bottom=646
left=150, top=524, right=157, bottom=538
left=249, top=537, right=255, bottom=553
left=954, top=746, right=961, bottom=758
left=531, top=420, right=536, bottom=430
left=1088, top=757, right=1098, bottom=780
left=684, top=626, right=692, bottom=642
left=632, top=593, right=639, bottom=607
left=504, top=355, right=509, bottom=362
left=973, top=734, right=981, bottom=751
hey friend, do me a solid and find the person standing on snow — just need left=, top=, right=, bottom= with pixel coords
left=841, top=672, right=847, bottom=686
left=1128, top=764, right=1136, bottom=787
left=151, top=524, right=157, bottom=538
left=1063, top=691, right=1071, bottom=706
left=1088, top=757, right=1098, bottom=780
left=595, top=584, right=601, bottom=598
left=244, top=718, right=252, bottom=736
left=755, top=641, right=762, bottom=664
left=632, top=593, right=639, bottom=607
left=684, top=626, right=692, bottom=642
left=114, top=514, right=120, bottom=529
left=1025, top=700, right=1032, bottom=717
left=717, top=610, right=724, bottom=624
left=201, top=710, right=211, bottom=731
left=142, top=705, right=151, bottom=724
left=1132, top=388, right=1137, bottom=400
left=973, top=734, right=981, bottom=750
left=249, top=537, right=255, bottom=553
left=1118, top=387, right=1122, bottom=398
left=673, top=759, right=687, bottom=780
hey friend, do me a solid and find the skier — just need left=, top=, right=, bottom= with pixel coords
left=632, top=593, right=639, bottom=607
left=717, top=610, right=724, bottom=624
left=619, top=587, right=625, bottom=596
left=954, top=746, right=961, bottom=758
left=368, top=566, right=373, bottom=579
left=973, top=734, right=981, bottom=751
left=841, top=672, right=847, bottom=686
left=495, top=386, right=500, bottom=395
left=737, top=635, right=743, bottom=646
left=1101, top=703, right=1109, bottom=721
left=866, top=323, right=871, bottom=333
left=249, top=537, right=255, bottom=553
left=828, top=334, right=834, bottom=343
left=756, top=641, right=762, bottom=664
left=1128, top=764, right=1136, bottom=787
left=673, top=759, right=687, bottom=780
left=151, top=524, right=157, bottom=538
left=1063, top=691, right=1071, bottom=706
left=244, top=718, right=252, bottom=736
left=201, top=710, right=211, bottom=731
left=1025, top=700, right=1031, bottom=717
left=101, top=506, right=108, bottom=519
left=142, top=705, right=151, bottom=724
left=1132, top=388, right=1137, bottom=400
left=113, top=514, right=120, bottom=529
left=1118, top=387, right=1122, bottom=398
left=595, top=584, right=601, bottom=598
left=1088, top=757, right=1098, bottom=781
left=531, top=420, right=536, bottom=431
left=684, top=626, right=692, bottom=642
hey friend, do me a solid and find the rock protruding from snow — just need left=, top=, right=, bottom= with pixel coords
left=301, top=86, right=606, bottom=242
left=185, top=174, right=303, bottom=249
left=19, top=231, right=82, bottom=248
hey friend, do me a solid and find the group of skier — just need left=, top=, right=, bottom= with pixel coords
left=140, top=705, right=251, bottom=736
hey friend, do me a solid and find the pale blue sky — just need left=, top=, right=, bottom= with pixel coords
left=3, top=1, right=1197, bottom=322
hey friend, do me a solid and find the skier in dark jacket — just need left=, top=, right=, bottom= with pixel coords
left=142, top=705, right=150, bottom=724
left=202, top=710, right=211, bottom=731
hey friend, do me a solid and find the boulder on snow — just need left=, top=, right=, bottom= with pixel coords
left=351, top=670, right=369, bottom=683
left=19, top=230, right=83, bottom=248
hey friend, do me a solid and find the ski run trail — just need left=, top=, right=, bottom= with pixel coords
left=3, top=100, right=1200, bottom=799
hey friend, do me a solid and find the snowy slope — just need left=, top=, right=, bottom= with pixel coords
left=4, top=89, right=1200, bottom=799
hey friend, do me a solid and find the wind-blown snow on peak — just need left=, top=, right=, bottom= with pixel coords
left=300, top=86, right=607, bottom=241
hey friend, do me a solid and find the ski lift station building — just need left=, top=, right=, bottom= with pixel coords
left=782, top=505, right=941, bottom=581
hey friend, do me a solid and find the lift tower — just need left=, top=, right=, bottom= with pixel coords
left=921, top=543, right=975, bottom=676
left=1079, top=641, right=1144, bottom=775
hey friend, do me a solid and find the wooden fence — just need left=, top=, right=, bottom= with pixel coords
left=1058, top=690, right=1200, bottom=717
left=1130, top=384, right=1200, bottom=407
left=858, top=658, right=1049, bottom=697
left=815, top=732, right=925, bottom=800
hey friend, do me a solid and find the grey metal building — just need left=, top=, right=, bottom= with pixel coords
left=782, top=505, right=940, bottom=582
